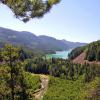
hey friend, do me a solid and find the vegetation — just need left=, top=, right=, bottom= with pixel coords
left=68, top=40, right=100, bottom=61
left=0, top=44, right=41, bottom=100
left=68, top=47, right=85, bottom=60
left=85, top=40, right=100, bottom=61
left=0, top=69, right=40, bottom=100
left=1, top=0, right=60, bottom=22
left=25, top=57, right=100, bottom=82
left=0, top=44, right=100, bottom=100
left=1, top=0, right=99, bottom=99
left=43, top=76, right=100, bottom=100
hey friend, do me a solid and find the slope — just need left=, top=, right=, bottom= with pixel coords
left=68, top=40, right=100, bottom=64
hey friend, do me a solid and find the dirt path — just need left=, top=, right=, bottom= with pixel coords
left=73, top=52, right=86, bottom=64
left=33, top=75, right=49, bottom=100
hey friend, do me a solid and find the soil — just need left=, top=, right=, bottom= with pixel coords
left=33, top=75, right=49, bottom=100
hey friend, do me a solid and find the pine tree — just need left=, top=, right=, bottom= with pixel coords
left=1, top=44, right=19, bottom=100
left=1, top=44, right=29, bottom=100
left=1, top=0, right=60, bottom=22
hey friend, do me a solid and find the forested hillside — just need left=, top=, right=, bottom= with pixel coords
left=68, top=40, right=100, bottom=62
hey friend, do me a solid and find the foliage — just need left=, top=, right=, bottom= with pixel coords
left=43, top=76, right=100, bottom=100
left=68, top=47, right=85, bottom=60
left=25, top=57, right=100, bottom=83
left=68, top=40, right=100, bottom=61
left=0, top=68, right=40, bottom=100
left=85, top=40, right=100, bottom=61
left=0, top=43, right=100, bottom=100
left=1, top=0, right=60, bottom=22
left=21, top=72, right=41, bottom=100
left=0, top=44, right=41, bottom=100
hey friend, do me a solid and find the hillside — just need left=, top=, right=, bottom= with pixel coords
left=0, top=44, right=100, bottom=100
left=43, top=76, right=100, bottom=100
left=68, top=40, right=100, bottom=64
left=0, top=27, right=86, bottom=53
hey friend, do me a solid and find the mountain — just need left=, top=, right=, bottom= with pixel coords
left=0, top=27, right=86, bottom=53
left=62, top=39, right=87, bottom=48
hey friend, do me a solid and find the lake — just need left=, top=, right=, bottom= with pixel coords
left=46, top=49, right=72, bottom=59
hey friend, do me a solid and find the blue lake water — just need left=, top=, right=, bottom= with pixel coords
left=46, top=50, right=72, bottom=59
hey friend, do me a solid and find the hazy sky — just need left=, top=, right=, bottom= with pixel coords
left=0, top=0, right=100, bottom=43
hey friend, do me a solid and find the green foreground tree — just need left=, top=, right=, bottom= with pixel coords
left=0, top=44, right=28, bottom=100
left=1, top=44, right=19, bottom=100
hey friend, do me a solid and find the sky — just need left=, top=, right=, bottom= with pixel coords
left=0, top=0, right=100, bottom=43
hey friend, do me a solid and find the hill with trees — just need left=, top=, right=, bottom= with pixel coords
left=68, top=40, right=100, bottom=63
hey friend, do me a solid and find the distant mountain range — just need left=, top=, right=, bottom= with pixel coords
left=0, top=27, right=87, bottom=53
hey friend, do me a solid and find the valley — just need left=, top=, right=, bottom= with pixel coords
left=0, top=28, right=100, bottom=100
left=0, top=1, right=100, bottom=100
left=0, top=30, right=100, bottom=100
left=0, top=40, right=100, bottom=100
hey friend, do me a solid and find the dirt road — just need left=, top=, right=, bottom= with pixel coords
left=34, top=75, right=49, bottom=100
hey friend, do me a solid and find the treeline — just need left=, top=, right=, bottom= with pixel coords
left=25, top=58, right=100, bottom=82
